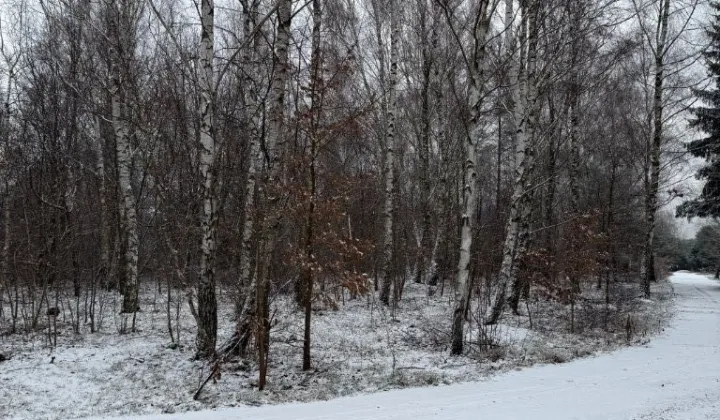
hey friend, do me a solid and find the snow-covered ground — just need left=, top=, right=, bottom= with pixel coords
left=0, top=274, right=673, bottom=419
left=76, top=271, right=720, bottom=420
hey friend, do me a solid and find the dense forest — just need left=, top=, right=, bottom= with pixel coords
left=0, top=0, right=710, bottom=398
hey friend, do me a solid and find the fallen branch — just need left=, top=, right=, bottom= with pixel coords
left=193, top=360, right=220, bottom=401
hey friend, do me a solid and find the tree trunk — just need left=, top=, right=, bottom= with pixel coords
left=450, top=0, right=490, bottom=356
left=645, top=0, right=670, bottom=298
left=380, top=0, right=399, bottom=306
left=428, top=0, right=446, bottom=289
left=544, top=98, right=557, bottom=249
left=225, top=0, right=292, bottom=362
left=415, top=3, right=433, bottom=286
left=256, top=0, right=292, bottom=389
left=567, top=0, right=582, bottom=217
left=568, top=92, right=580, bottom=215
left=224, top=0, right=262, bottom=358
left=256, top=239, right=270, bottom=391
left=196, top=0, right=218, bottom=358
left=110, top=31, right=139, bottom=322
left=1, top=186, right=10, bottom=315
left=488, top=0, right=538, bottom=324
left=562, top=0, right=584, bottom=316
left=236, top=0, right=261, bottom=319
left=94, top=116, right=111, bottom=291
left=302, top=0, right=322, bottom=372
left=606, top=159, right=617, bottom=328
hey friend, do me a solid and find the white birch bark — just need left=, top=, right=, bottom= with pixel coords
left=379, top=0, right=399, bottom=306
left=196, top=0, right=218, bottom=357
left=111, top=58, right=139, bottom=322
left=104, top=0, right=140, bottom=334
left=94, top=116, right=110, bottom=281
left=451, top=0, right=491, bottom=355
left=644, top=0, right=670, bottom=298
left=227, top=0, right=292, bottom=360
left=504, top=0, right=514, bottom=47
left=91, top=114, right=109, bottom=333
left=227, top=1, right=263, bottom=357
left=265, top=0, right=291, bottom=168
left=371, top=0, right=388, bottom=122
left=256, top=0, right=292, bottom=389
left=427, top=0, right=446, bottom=288
left=112, top=85, right=139, bottom=318
left=487, top=0, right=538, bottom=324
left=237, top=0, right=261, bottom=318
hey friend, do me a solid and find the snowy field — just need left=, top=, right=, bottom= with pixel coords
left=74, top=271, right=719, bottom=420
left=1, top=276, right=673, bottom=420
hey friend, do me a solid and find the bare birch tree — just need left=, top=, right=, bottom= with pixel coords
left=631, top=0, right=702, bottom=297
left=255, top=0, right=292, bottom=390
left=106, top=0, right=140, bottom=331
left=301, top=0, right=323, bottom=371
left=438, top=0, right=495, bottom=355
left=379, top=0, right=399, bottom=306
left=230, top=0, right=263, bottom=358
left=487, top=0, right=539, bottom=325
left=196, top=0, right=218, bottom=358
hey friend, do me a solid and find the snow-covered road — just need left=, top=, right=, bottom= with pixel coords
left=87, top=272, right=720, bottom=420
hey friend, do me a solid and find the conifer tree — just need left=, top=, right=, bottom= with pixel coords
left=678, top=2, right=720, bottom=218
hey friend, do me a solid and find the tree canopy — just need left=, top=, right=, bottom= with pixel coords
left=677, top=2, right=720, bottom=218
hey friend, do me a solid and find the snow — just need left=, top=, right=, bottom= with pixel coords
left=73, top=272, right=720, bottom=420
left=0, top=273, right=674, bottom=420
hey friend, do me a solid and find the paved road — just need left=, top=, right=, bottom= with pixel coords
left=88, top=272, right=720, bottom=420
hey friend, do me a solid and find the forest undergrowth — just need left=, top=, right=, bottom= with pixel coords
left=0, top=278, right=674, bottom=420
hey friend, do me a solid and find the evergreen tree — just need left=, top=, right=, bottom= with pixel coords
left=689, top=225, right=720, bottom=274
left=678, top=2, right=720, bottom=218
